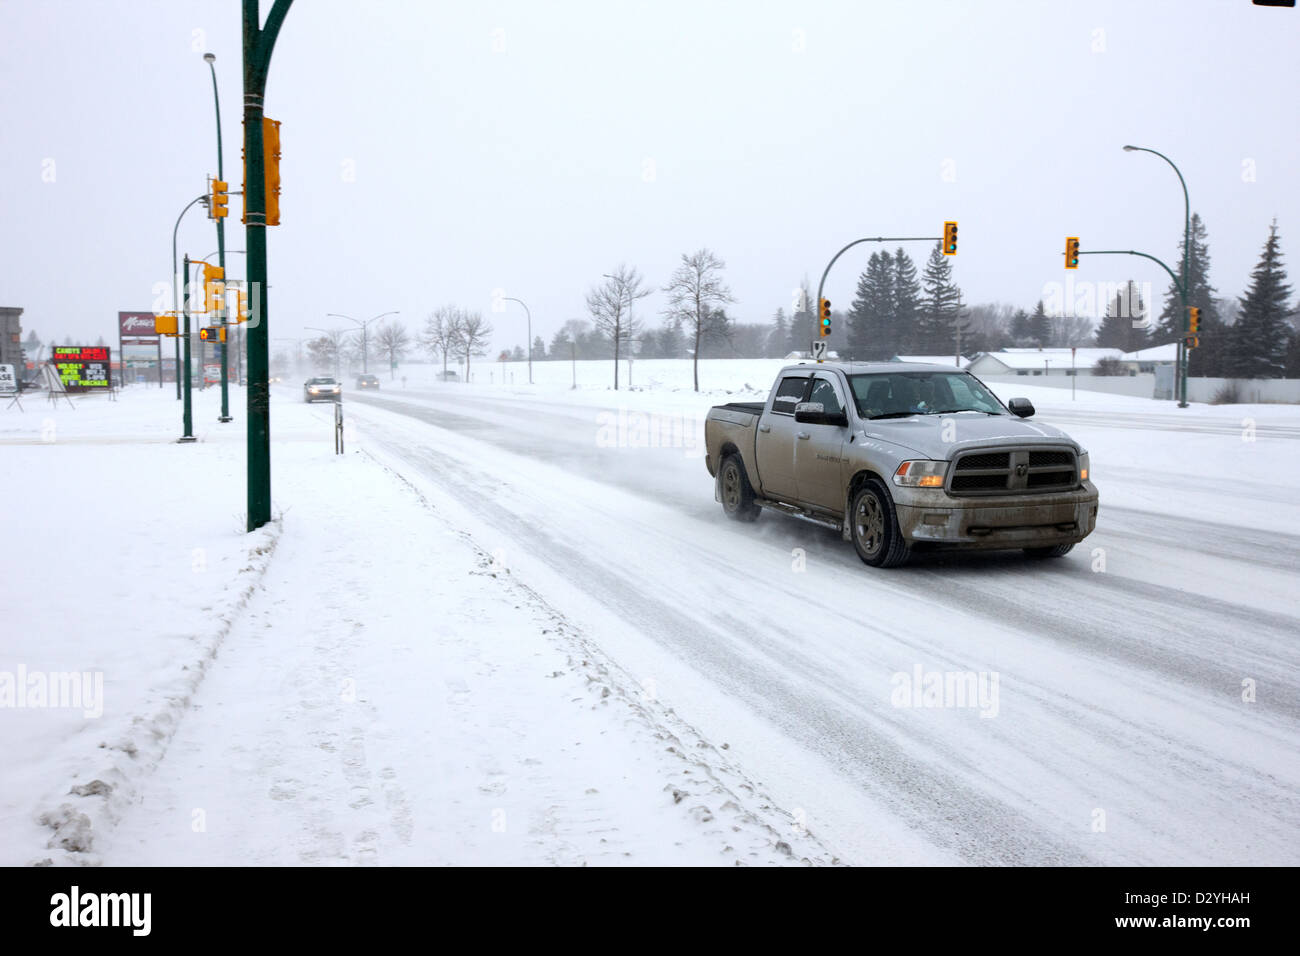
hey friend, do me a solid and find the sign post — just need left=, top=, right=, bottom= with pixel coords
left=0, top=364, right=21, bottom=411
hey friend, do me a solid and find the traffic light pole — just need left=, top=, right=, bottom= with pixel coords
left=180, top=254, right=196, bottom=442
left=172, top=194, right=207, bottom=401
left=243, top=0, right=293, bottom=532
left=816, top=234, right=942, bottom=356
left=206, top=55, right=232, bottom=424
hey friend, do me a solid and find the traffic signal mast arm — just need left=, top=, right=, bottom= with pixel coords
left=814, top=227, right=953, bottom=351
left=1065, top=246, right=1185, bottom=298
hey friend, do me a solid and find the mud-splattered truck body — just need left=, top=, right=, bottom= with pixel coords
left=704, top=362, right=1098, bottom=566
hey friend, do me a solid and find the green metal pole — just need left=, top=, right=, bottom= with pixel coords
left=243, top=0, right=293, bottom=531
left=207, top=54, right=232, bottom=423
left=181, top=254, right=195, bottom=441
left=1123, top=146, right=1191, bottom=406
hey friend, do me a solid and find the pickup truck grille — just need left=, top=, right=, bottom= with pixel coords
left=948, top=447, right=1078, bottom=496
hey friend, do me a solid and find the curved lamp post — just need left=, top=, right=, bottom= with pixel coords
left=1123, top=145, right=1191, bottom=407
left=502, top=296, right=532, bottom=384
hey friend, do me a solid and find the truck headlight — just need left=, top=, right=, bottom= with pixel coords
left=1079, top=451, right=1090, bottom=483
left=893, top=460, right=947, bottom=488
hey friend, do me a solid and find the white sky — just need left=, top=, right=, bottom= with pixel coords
left=1, top=0, right=1297, bottom=351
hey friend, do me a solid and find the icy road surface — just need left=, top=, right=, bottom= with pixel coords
left=331, top=377, right=1300, bottom=866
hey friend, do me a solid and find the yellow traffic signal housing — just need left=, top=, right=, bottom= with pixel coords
left=943, top=221, right=958, bottom=255
left=199, top=327, right=227, bottom=343
left=154, top=312, right=178, bottom=336
left=1185, top=335, right=1199, bottom=350
left=1065, top=237, right=1080, bottom=269
left=234, top=289, right=249, bottom=324
left=819, top=298, right=832, bottom=338
left=1188, top=306, right=1200, bottom=335
left=201, top=263, right=225, bottom=314
left=210, top=178, right=229, bottom=219
left=242, top=116, right=282, bottom=226
left=264, top=118, right=281, bottom=226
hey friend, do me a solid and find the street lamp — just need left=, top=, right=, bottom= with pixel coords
left=502, top=297, right=532, bottom=384
left=1123, top=144, right=1191, bottom=407
left=327, top=311, right=398, bottom=374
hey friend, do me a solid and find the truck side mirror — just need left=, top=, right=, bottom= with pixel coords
left=795, top=402, right=848, bottom=427
left=1007, top=397, right=1035, bottom=418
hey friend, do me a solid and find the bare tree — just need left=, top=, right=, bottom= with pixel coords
left=374, top=318, right=412, bottom=379
left=587, top=264, right=651, bottom=389
left=662, top=248, right=735, bottom=391
left=1048, top=313, right=1096, bottom=348
left=419, top=306, right=465, bottom=373
left=458, top=311, right=493, bottom=381
left=306, top=332, right=344, bottom=377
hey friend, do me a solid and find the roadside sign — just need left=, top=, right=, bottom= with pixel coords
left=0, top=364, right=16, bottom=394
left=203, top=363, right=222, bottom=385
left=811, top=341, right=827, bottom=362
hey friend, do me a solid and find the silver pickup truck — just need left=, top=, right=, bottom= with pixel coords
left=704, top=362, right=1098, bottom=567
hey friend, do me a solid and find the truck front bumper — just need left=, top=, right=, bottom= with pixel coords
left=892, top=482, right=1099, bottom=550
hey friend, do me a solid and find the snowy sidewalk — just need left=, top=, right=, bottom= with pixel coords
left=0, top=387, right=829, bottom=865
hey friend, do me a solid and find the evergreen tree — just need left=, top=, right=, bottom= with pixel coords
left=917, top=244, right=965, bottom=355
left=1225, top=220, right=1292, bottom=378
left=1028, top=301, right=1052, bottom=347
left=660, top=318, right=685, bottom=359
left=892, top=248, right=921, bottom=355
left=1009, top=308, right=1032, bottom=343
left=768, top=308, right=788, bottom=358
left=1155, top=213, right=1227, bottom=375
left=1095, top=281, right=1150, bottom=353
left=531, top=335, right=546, bottom=360
left=847, top=251, right=894, bottom=360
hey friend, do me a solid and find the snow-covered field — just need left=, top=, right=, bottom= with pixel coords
left=3, top=361, right=1298, bottom=865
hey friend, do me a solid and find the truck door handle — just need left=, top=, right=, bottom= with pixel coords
left=758, top=424, right=771, bottom=433
left=796, top=431, right=810, bottom=440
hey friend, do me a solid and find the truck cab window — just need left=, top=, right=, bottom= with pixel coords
left=809, top=378, right=843, bottom=416
left=771, top=376, right=809, bottom=414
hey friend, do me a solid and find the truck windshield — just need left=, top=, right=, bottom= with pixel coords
left=848, top=372, right=1005, bottom=419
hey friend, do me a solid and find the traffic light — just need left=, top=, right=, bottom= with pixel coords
left=202, top=263, right=225, bottom=314
left=943, top=221, right=958, bottom=255
left=242, top=116, right=282, bottom=226
left=234, top=289, right=249, bottom=324
left=154, top=312, right=178, bottom=336
left=1188, top=306, right=1200, bottom=335
left=819, top=298, right=832, bottom=338
left=199, top=327, right=227, bottom=343
left=1065, top=236, right=1080, bottom=269
left=1185, top=336, right=1199, bottom=350
left=209, top=178, right=228, bottom=219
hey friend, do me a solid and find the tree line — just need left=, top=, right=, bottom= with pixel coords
left=291, top=220, right=1299, bottom=386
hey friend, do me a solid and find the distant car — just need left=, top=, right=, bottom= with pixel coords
left=436, top=370, right=460, bottom=382
left=356, top=373, right=380, bottom=389
left=303, top=376, right=342, bottom=403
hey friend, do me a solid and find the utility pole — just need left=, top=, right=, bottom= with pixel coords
left=180, top=254, right=195, bottom=441
left=204, top=53, right=232, bottom=423
left=243, top=0, right=293, bottom=531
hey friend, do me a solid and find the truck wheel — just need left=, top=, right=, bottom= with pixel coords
left=1023, top=543, right=1074, bottom=559
left=719, top=454, right=761, bottom=522
left=850, top=479, right=911, bottom=568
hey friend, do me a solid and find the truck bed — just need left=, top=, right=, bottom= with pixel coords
left=713, top=402, right=765, bottom=416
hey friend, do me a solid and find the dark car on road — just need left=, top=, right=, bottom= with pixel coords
left=356, top=373, right=380, bottom=390
left=303, top=376, right=342, bottom=403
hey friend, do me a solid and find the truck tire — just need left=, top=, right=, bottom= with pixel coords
left=719, top=453, right=761, bottom=522
left=850, top=479, right=911, bottom=568
left=1023, top=543, right=1074, bottom=559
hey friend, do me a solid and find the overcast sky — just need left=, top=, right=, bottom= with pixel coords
left=2, top=0, right=1297, bottom=351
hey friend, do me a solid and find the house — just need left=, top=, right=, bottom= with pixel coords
left=1119, top=342, right=1179, bottom=373
left=784, top=350, right=840, bottom=361
left=890, top=354, right=970, bottom=369
left=966, top=347, right=1123, bottom=377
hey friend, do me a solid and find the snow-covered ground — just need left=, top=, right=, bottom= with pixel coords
left=3, top=362, right=1298, bottom=865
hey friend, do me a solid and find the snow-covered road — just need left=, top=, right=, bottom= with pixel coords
left=333, top=381, right=1300, bottom=865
